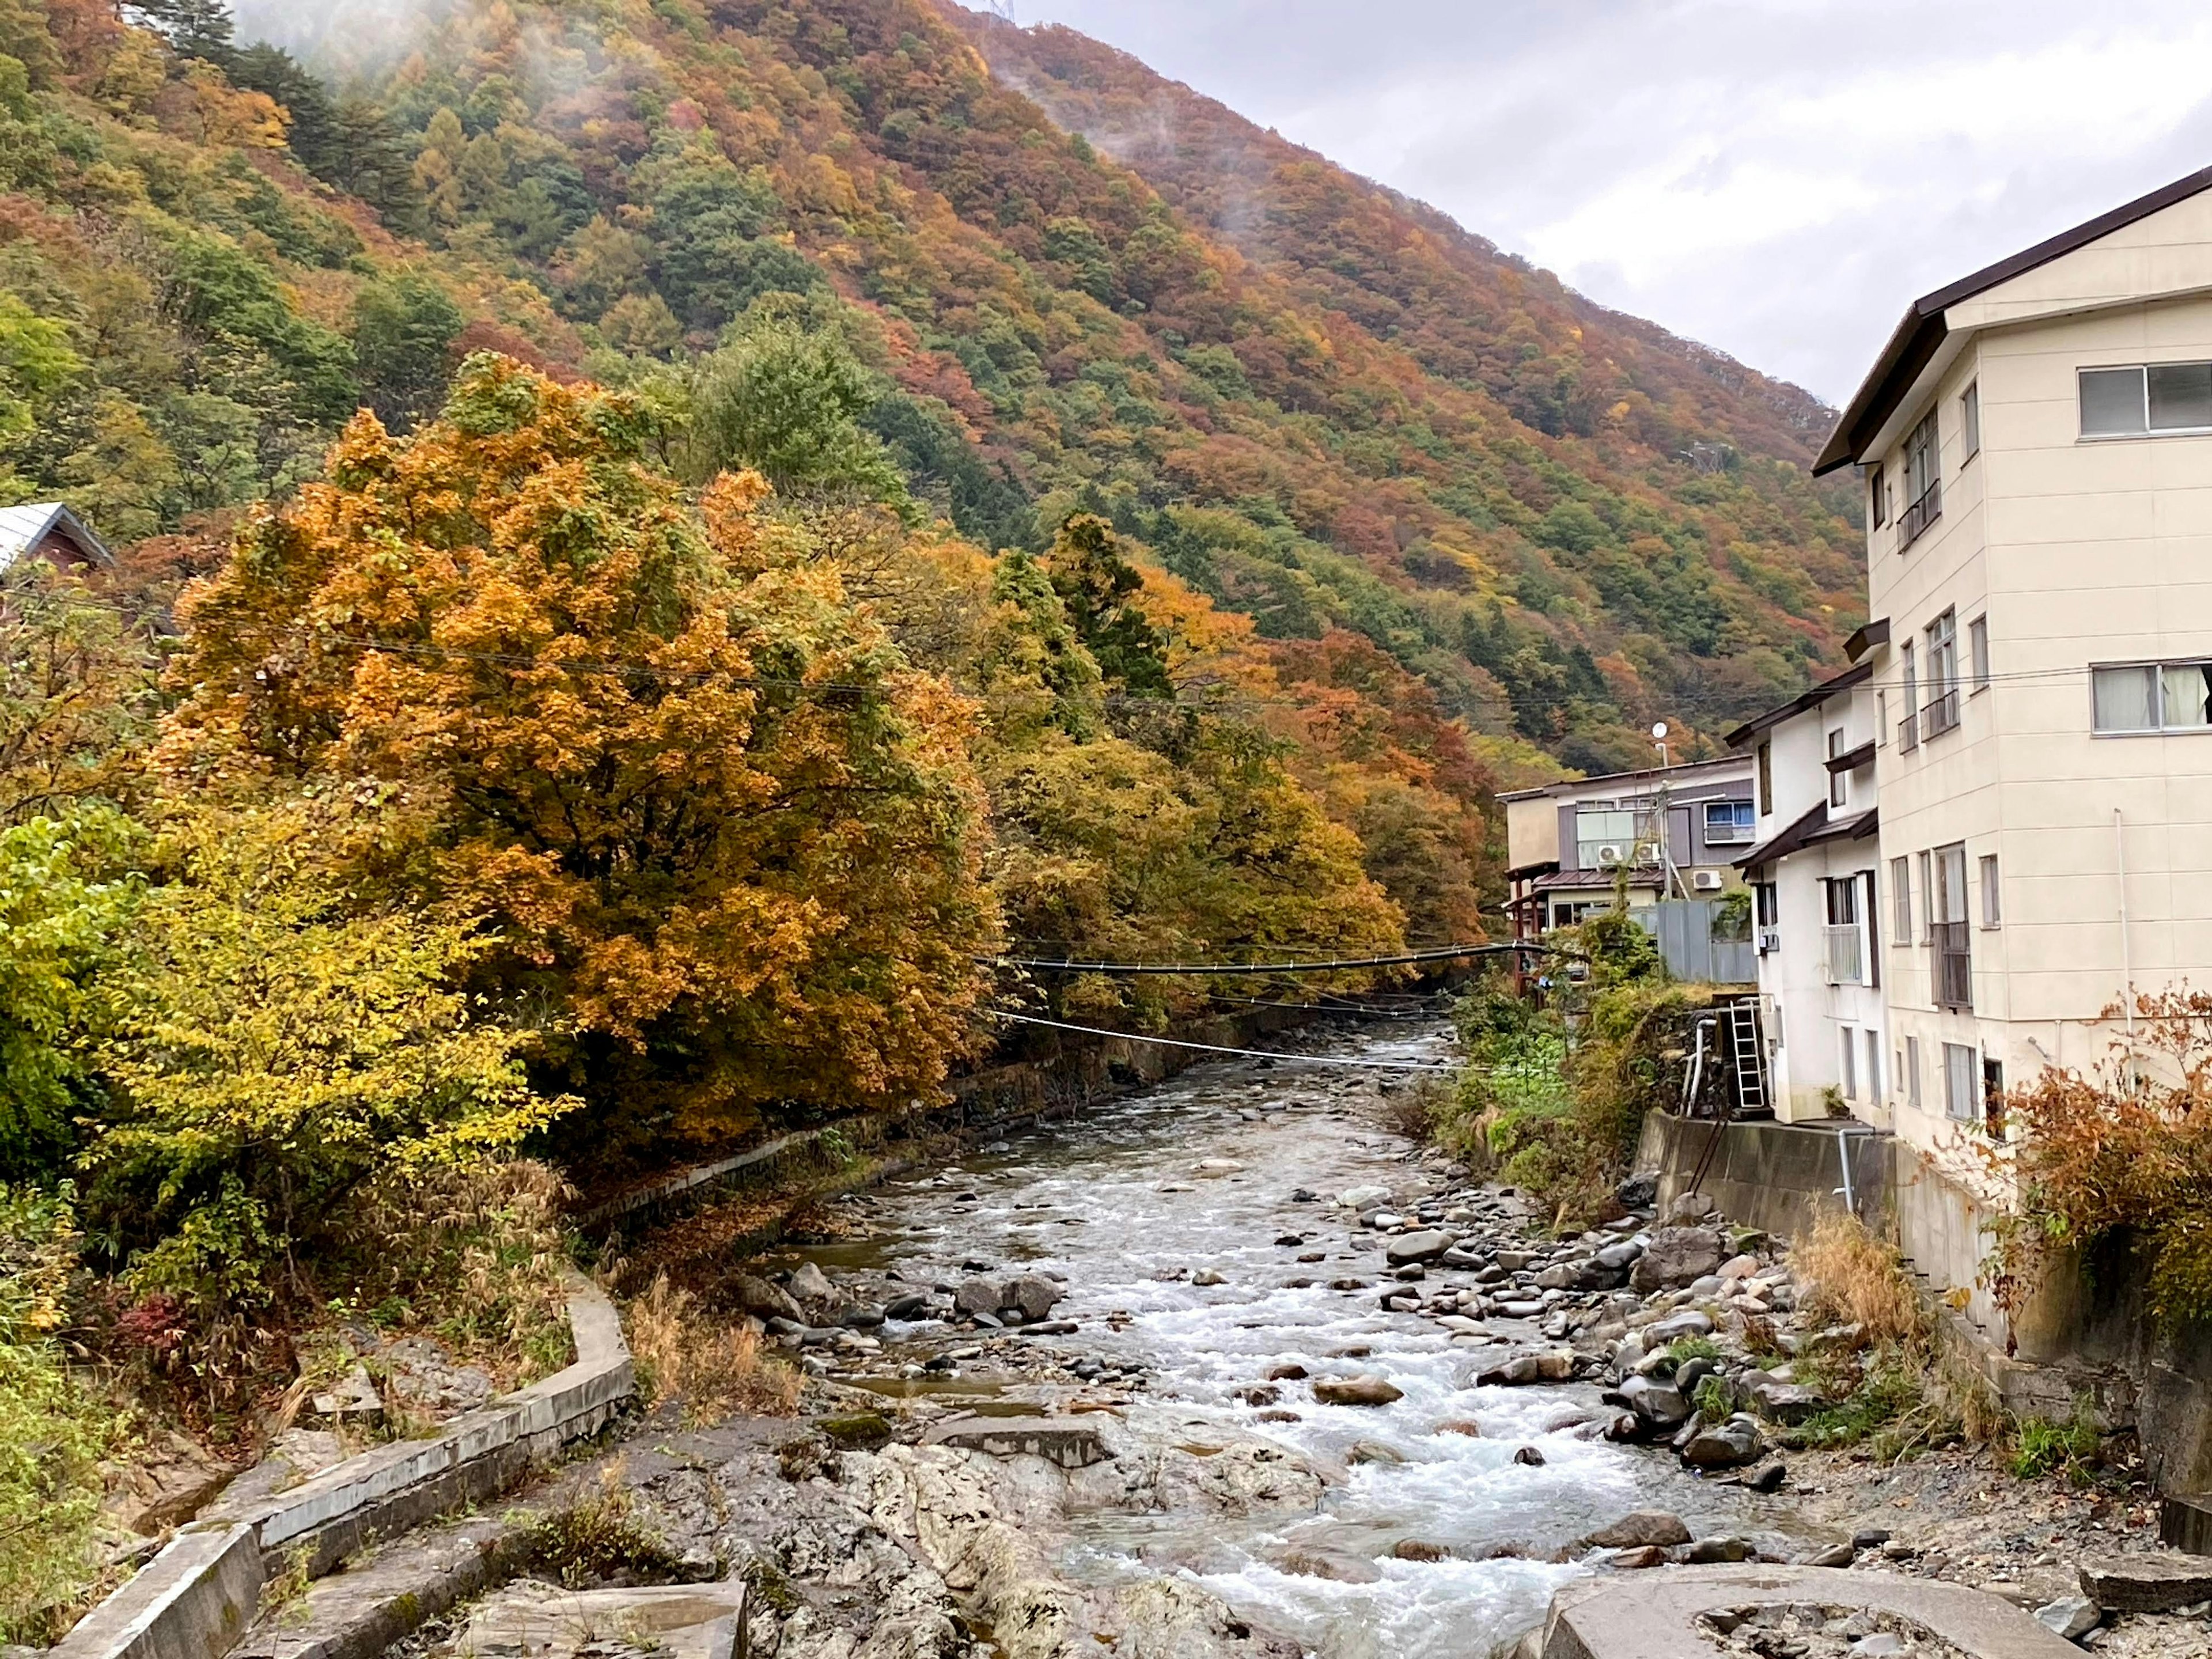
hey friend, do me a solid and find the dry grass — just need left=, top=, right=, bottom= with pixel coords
left=1793, top=1210, right=1928, bottom=1349
left=529, top=1460, right=680, bottom=1588
left=625, top=1272, right=802, bottom=1424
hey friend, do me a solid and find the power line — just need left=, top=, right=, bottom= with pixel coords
left=982, top=1007, right=1459, bottom=1071
left=983, top=942, right=1566, bottom=975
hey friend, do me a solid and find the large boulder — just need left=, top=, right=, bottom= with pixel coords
left=1582, top=1511, right=1691, bottom=1550
left=1629, top=1227, right=1725, bottom=1293
left=1313, top=1375, right=1404, bottom=1407
left=1680, top=1414, right=1766, bottom=1468
left=1611, top=1374, right=1690, bottom=1430
left=733, top=1272, right=805, bottom=1324
left=2078, top=1554, right=2212, bottom=1612
left=953, top=1275, right=1005, bottom=1317
left=788, top=1261, right=837, bottom=1306
left=1385, top=1230, right=1455, bottom=1267
left=1000, top=1272, right=1064, bottom=1323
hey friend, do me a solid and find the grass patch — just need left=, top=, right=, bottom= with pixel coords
left=1665, top=1335, right=1724, bottom=1366
left=528, top=1461, right=681, bottom=1588
left=2011, top=1400, right=2103, bottom=1484
left=625, top=1271, right=802, bottom=1425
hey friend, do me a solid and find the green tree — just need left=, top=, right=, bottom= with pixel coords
left=352, top=273, right=463, bottom=433
left=1040, top=514, right=1172, bottom=698
left=684, top=312, right=910, bottom=505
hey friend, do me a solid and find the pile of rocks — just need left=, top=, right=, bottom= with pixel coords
left=1323, top=1173, right=1819, bottom=1477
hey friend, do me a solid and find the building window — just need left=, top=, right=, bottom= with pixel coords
left=1916, top=850, right=1933, bottom=941
left=1982, top=1054, right=2006, bottom=1137
left=1575, top=808, right=1639, bottom=869
left=1969, top=615, right=1989, bottom=692
left=1923, top=609, right=1959, bottom=737
left=1980, top=854, right=2001, bottom=929
left=1876, top=689, right=1887, bottom=746
left=1934, top=843, right=1971, bottom=1009
left=2092, top=660, right=2212, bottom=733
left=1961, top=380, right=1980, bottom=460
left=1900, top=410, right=1942, bottom=546
left=1756, top=741, right=1772, bottom=816
left=1840, top=1028, right=1857, bottom=1100
left=1865, top=1030, right=1883, bottom=1100
left=1906, top=1035, right=1922, bottom=1110
left=1704, top=800, right=1755, bottom=845
left=2080, top=361, right=2212, bottom=437
left=1944, top=1041, right=1979, bottom=1122
left=1899, top=641, right=1919, bottom=751
left=1869, top=463, right=1887, bottom=528
left=1891, top=856, right=1912, bottom=941
left=1756, top=881, right=1778, bottom=928
left=1827, top=729, right=1847, bottom=807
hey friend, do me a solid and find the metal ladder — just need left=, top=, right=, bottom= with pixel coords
left=1726, top=999, right=1767, bottom=1115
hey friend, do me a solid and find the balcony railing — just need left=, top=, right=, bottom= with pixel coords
left=1899, top=706, right=1919, bottom=751
left=1899, top=478, right=1942, bottom=549
left=1823, top=924, right=1865, bottom=986
left=1920, top=687, right=1960, bottom=738
left=1933, top=920, right=1972, bottom=1009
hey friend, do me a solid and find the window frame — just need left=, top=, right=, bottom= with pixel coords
left=1900, top=411, right=1942, bottom=548
left=1827, top=728, right=1847, bottom=808
left=1944, top=1041, right=1979, bottom=1123
left=1906, top=1035, right=1923, bottom=1111
left=1922, top=609, right=1960, bottom=738
left=1969, top=615, right=1990, bottom=693
left=1869, top=463, right=1887, bottom=529
left=1960, top=380, right=1980, bottom=461
left=1899, top=641, right=1919, bottom=751
left=1891, top=856, right=1912, bottom=942
left=1756, top=740, right=1772, bottom=817
left=1980, top=853, right=2002, bottom=930
left=2091, top=658, right=2212, bottom=734
left=2080, top=360, right=2212, bottom=441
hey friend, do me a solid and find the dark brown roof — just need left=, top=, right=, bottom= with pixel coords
left=1813, top=164, right=2212, bottom=475
left=1843, top=618, right=1889, bottom=663
left=1722, top=661, right=1873, bottom=748
left=1732, top=805, right=1879, bottom=872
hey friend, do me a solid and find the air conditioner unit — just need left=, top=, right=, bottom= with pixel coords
left=1691, top=869, right=1724, bottom=892
left=1634, top=840, right=1664, bottom=864
left=1594, top=843, right=1629, bottom=866
left=1758, top=928, right=1781, bottom=954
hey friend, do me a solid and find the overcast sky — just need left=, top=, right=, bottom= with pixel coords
left=1001, top=0, right=2212, bottom=406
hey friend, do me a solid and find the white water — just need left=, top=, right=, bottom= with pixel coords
left=780, top=1021, right=1785, bottom=1658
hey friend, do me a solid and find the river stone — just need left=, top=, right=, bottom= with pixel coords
left=1191, top=1268, right=1226, bottom=1287
left=923, top=1414, right=1107, bottom=1468
left=1630, top=1226, right=1725, bottom=1293
left=1313, top=1375, right=1403, bottom=1407
left=1749, top=1380, right=1828, bottom=1424
left=953, top=1275, right=1004, bottom=1317
left=998, top=1273, right=1065, bottom=1321
left=1582, top=1511, right=1691, bottom=1550
left=1594, top=1241, right=1642, bottom=1272
left=788, top=1261, right=836, bottom=1305
left=1474, top=1354, right=1541, bottom=1387
left=733, top=1272, right=805, bottom=1324
left=1347, top=1439, right=1405, bottom=1465
left=1336, top=1184, right=1392, bottom=1209
left=1614, top=1374, right=1690, bottom=1428
left=1194, top=1158, right=1244, bottom=1177
left=1385, top=1229, right=1455, bottom=1266
left=2035, top=1595, right=2101, bottom=1638
left=1685, top=1536, right=1755, bottom=1563
left=1276, top=1547, right=1382, bottom=1584
left=1646, top=1309, right=1715, bottom=1345
left=1680, top=1414, right=1766, bottom=1468
left=2078, top=1553, right=2212, bottom=1610
left=884, top=1291, right=932, bottom=1320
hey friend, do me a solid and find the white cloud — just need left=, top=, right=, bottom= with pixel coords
left=1010, top=0, right=2212, bottom=400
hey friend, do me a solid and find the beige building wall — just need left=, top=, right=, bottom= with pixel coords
left=1863, top=203, right=2212, bottom=1161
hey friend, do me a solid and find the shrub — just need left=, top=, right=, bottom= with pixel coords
left=1793, top=1211, right=1927, bottom=1349
left=528, top=1461, right=681, bottom=1588
left=625, top=1271, right=800, bottom=1424
left=1990, top=990, right=2212, bottom=1330
left=0, top=1184, right=131, bottom=1644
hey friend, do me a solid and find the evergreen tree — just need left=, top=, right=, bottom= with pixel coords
left=124, top=0, right=234, bottom=66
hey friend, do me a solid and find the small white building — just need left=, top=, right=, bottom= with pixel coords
left=1727, top=654, right=1887, bottom=1125
left=0, top=502, right=111, bottom=575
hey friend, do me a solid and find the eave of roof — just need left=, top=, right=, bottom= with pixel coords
left=1495, top=752, right=1752, bottom=804
left=1722, top=660, right=1874, bottom=749
left=1825, top=741, right=1876, bottom=775
left=1844, top=618, right=1889, bottom=663
left=1813, top=162, right=2212, bottom=476
left=1732, top=802, right=1829, bottom=870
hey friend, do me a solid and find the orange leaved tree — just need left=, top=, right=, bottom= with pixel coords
left=162, top=355, right=994, bottom=1159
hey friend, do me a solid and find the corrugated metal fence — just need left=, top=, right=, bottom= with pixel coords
left=1635, top=898, right=1756, bottom=985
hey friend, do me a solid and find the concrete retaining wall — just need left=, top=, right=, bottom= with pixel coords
left=1634, top=1111, right=2212, bottom=1494
left=54, top=1273, right=632, bottom=1659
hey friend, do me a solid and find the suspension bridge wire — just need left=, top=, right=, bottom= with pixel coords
left=982, top=942, right=1568, bottom=975
left=982, top=1008, right=1460, bottom=1072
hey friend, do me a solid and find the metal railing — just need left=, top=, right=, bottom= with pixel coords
left=1920, top=687, right=1960, bottom=738
left=1933, top=920, right=1972, bottom=1009
left=1823, top=924, right=1865, bottom=986
left=1899, top=706, right=1919, bottom=751
left=1899, top=478, right=1942, bottom=548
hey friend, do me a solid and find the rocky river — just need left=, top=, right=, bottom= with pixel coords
left=697, top=1016, right=1810, bottom=1658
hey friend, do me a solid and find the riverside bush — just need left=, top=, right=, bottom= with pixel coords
left=0, top=1184, right=130, bottom=1645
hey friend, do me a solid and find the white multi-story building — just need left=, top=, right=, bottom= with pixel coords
left=1726, top=658, right=1887, bottom=1124
left=1813, top=163, right=2212, bottom=1162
